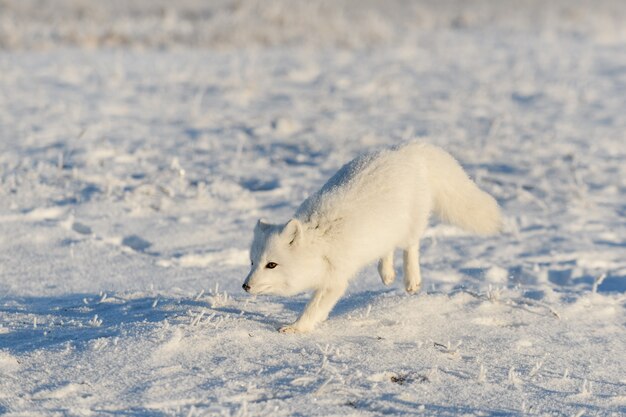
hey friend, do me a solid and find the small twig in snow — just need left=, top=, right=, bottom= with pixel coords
left=580, top=379, right=592, bottom=396
left=567, top=154, right=588, bottom=202
left=477, top=364, right=487, bottom=383
left=508, top=367, right=521, bottom=387
left=453, top=287, right=560, bottom=319
left=592, top=273, right=606, bottom=294
left=507, top=298, right=561, bottom=319
left=190, top=309, right=206, bottom=326
left=434, top=342, right=448, bottom=350
left=434, top=341, right=461, bottom=356
left=529, top=360, right=544, bottom=378
left=89, top=315, right=103, bottom=327
left=313, top=377, right=333, bottom=396
left=487, top=285, right=502, bottom=302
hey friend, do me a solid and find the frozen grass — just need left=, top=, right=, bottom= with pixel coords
left=0, top=1, right=625, bottom=416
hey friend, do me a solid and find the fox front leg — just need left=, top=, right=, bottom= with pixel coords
left=279, top=281, right=348, bottom=333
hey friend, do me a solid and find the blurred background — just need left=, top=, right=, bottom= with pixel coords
left=1, top=0, right=626, bottom=50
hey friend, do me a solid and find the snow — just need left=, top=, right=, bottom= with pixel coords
left=1, top=1, right=625, bottom=416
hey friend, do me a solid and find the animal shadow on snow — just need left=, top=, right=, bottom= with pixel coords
left=331, top=289, right=395, bottom=317
left=210, top=288, right=395, bottom=331
left=270, top=289, right=395, bottom=322
left=0, top=294, right=204, bottom=354
left=0, top=288, right=394, bottom=354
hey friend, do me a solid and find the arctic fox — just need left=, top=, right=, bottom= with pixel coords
left=242, top=142, right=501, bottom=333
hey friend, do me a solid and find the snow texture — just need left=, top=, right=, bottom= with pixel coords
left=0, top=1, right=625, bottom=416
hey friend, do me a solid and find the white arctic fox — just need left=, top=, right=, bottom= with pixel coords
left=243, top=142, right=501, bottom=333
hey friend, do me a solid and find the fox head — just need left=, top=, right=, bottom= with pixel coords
left=242, top=218, right=325, bottom=296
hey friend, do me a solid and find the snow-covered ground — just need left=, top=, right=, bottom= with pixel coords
left=1, top=1, right=625, bottom=416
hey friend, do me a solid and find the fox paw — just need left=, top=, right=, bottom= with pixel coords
left=378, top=261, right=396, bottom=286
left=405, top=282, right=421, bottom=294
left=278, top=323, right=312, bottom=333
left=278, top=325, right=298, bottom=333
left=380, top=271, right=396, bottom=286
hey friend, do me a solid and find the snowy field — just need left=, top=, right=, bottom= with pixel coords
left=1, top=1, right=625, bottom=416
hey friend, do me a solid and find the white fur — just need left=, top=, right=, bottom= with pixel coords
left=243, top=142, right=502, bottom=333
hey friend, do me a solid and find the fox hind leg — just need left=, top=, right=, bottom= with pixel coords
left=378, top=251, right=396, bottom=286
left=403, top=244, right=422, bottom=294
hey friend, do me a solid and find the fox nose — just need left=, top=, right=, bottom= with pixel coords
left=242, top=283, right=251, bottom=292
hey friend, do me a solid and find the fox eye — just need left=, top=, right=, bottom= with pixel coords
left=265, top=262, right=278, bottom=269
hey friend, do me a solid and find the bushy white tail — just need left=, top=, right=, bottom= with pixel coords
left=421, top=144, right=502, bottom=235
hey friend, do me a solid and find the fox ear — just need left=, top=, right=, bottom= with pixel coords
left=282, top=218, right=303, bottom=246
left=255, top=219, right=272, bottom=233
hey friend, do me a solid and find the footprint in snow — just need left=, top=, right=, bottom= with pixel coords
left=121, top=235, right=152, bottom=252
left=71, top=222, right=92, bottom=235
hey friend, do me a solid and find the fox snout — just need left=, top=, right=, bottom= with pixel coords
left=242, top=270, right=255, bottom=293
